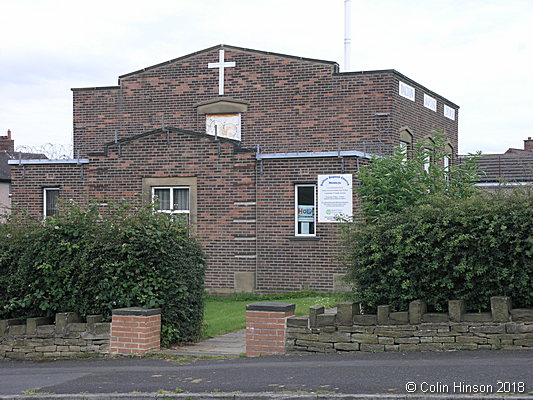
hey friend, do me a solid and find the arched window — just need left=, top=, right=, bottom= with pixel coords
left=399, top=128, right=413, bottom=162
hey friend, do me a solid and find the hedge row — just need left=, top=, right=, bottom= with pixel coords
left=0, top=202, right=205, bottom=346
left=343, top=189, right=533, bottom=313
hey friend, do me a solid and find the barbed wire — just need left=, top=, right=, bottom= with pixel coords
left=15, top=143, right=73, bottom=160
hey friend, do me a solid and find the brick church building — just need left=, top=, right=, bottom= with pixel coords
left=9, top=45, right=458, bottom=293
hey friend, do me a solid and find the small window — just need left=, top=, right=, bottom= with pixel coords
left=443, top=154, right=451, bottom=182
left=399, top=81, right=415, bottom=101
left=43, top=188, right=59, bottom=217
left=443, top=143, right=453, bottom=182
left=444, top=105, right=456, bottom=120
left=399, top=129, right=413, bottom=163
left=152, top=186, right=190, bottom=222
left=423, top=94, right=437, bottom=112
left=295, top=184, right=316, bottom=236
left=423, top=149, right=432, bottom=173
left=399, top=141, right=409, bottom=163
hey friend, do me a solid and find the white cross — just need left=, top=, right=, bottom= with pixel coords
left=208, top=49, right=236, bottom=96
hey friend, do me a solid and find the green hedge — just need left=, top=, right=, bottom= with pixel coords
left=0, top=202, right=205, bottom=346
left=343, top=189, right=533, bottom=313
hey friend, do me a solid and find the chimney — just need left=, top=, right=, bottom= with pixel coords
left=524, top=137, right=533, bottom=152
left=0, top=129, right=15, bottom=153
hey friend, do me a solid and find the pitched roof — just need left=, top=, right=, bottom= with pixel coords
left=461, top=153, right=533, bottom=183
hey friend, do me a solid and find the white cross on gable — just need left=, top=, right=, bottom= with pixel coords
left=208, top=49, right=236, bottom=96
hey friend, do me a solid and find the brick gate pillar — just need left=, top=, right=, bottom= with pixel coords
left=245, top=302, right=295, bottom=356
left=110, top=307, right=161, bottom=354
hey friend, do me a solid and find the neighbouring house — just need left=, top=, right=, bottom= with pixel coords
left=464, top=137, right=533, bottom=189
left=0, top=130, right=47, bottom=216
left=8, top=44, right=458, bottom=293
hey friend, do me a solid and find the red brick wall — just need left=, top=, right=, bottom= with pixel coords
left=246, top=307, right=294, bottom=356
left=11, top=45, right=459, bottom=292
left=10, top=162, right=88, bottom=216
left=392, top=74, right=459, bottom=152
left=0, top=132, right=14, bottom=153
left=110, top=308, right=161, bottom=354
left=73, top=46, right=457, bottom=158
left=256, top=157, right=365, bottom=291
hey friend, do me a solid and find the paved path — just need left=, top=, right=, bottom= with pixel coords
left=163, top=329, right=246, bottom=356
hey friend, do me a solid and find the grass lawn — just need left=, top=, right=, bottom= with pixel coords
left=202, top=291, right=352, bottom=338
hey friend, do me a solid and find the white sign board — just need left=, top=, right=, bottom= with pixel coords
left=318, top=174, right=353, bottom=223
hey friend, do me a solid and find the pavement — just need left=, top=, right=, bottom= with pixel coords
left=163, top=329, right=246, bottom=356
left=0, top=350, right=532, bottom=399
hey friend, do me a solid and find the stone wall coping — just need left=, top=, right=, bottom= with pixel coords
left=111, top=307, right=161, bottom=316
left=246, top=302, right=296, bottom=313
left=286, top=296, right=533, bottom=354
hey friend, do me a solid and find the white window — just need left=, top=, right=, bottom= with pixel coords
left=295, top=184, right=316, bottom=236
left=399, top=81, right=415, bottom=101
left=43, top=188, right=59, bottom=217
left=424, top=94, right=437, bottom=111
left=152, top=186, right=190, bottom=222
left=423, top=149, right=432, bottom=173
left=399, top=141, right=409, bottom=163
left=443, top=154, right=451, bottom=182
left=444, top=105, right=456, bottom=120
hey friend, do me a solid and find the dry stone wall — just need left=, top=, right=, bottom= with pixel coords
left=286, top=297, right=533, bottom=353
left=0, top=312, right=110, bottom=360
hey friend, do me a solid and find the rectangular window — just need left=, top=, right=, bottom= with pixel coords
left=295, top=184, right=316, bottom=236
left=152, top=186, right=190, bottom=222
left=399, top=81, right=415, bottom=101
left=444, top=105, right=456, bottom=120
left=43, top=188, right=59, bottom=217
left=443, top=154, right=451, bottom=182
left=423, top=149, right=432, bottom=173
left=399, top=141, right=409, bottom=163
left=423, top=94, right=437, bottom=111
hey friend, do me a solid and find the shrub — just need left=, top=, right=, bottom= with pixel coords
left=343, top=189, right=533, bottom=313
left=357, top=131, right=479, bottom=222
left=0, top=201, right=205, bottom=346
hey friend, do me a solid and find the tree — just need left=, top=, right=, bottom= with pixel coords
left=357, top=131, right=480, bottom=222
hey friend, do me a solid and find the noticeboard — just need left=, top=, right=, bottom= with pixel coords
left=317, top=174, right=353, bottom=223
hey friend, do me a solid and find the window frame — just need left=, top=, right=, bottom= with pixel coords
left=43, top=187, right=60, bottom=218
left=151, top=186, right=190, bottom=220
left=295, top=184, right=317, bottom=237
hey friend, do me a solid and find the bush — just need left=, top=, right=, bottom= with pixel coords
left=343, top=189, right=533, bottom=313
left=357, top=131, right=479, bottom=222
left=0, top=201, right=205, bottom=347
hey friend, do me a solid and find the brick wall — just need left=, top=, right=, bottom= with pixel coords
left=72, top=45, right=457, bottom=158
left=246, top=302, right=295, bottom=356
left=1, top=307, right=162, bottom=360
left=0, top=130, right=14, bottom=153
left=9, top=161, right=88, bottom=216
left=286, top=297, right=533, bottom=353
left=10, top=45, right=460, bottom=292
left=110, top=308, right=161, bottom=354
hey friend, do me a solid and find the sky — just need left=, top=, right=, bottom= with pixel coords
left=0, top=0, right=532, bottom=155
